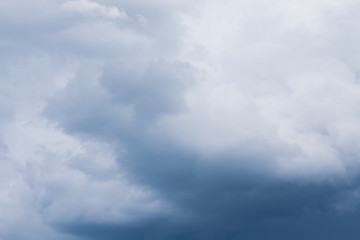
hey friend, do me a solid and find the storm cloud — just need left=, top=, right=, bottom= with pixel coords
left=2, top=0, right=360, bottom=239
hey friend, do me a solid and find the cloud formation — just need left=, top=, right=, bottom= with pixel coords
left=2, top=0, right=360, bottom=239
left=61, top=0, right=129, bottom=20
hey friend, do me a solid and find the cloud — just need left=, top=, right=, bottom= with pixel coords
left=3, top=0, right=360, bottom=239
left=165, top=0, right=360, bottom=177
left=61, top=0, right=130, bottom=20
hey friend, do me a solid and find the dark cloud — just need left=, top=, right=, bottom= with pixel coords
left=44, top=61, right=360, bottom=239
left=54, top=178, right=360, bottom=240
left=3, top=0, right=360, bottom=239
left=100, top=60, right=193, bottom=121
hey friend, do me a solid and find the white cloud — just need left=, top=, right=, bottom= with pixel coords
left=154, top=0, right=360, bottom=177
left=61, top=0, right=130, bottom=20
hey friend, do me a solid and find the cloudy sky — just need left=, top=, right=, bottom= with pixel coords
left=2, top=0, right=360, bottom=239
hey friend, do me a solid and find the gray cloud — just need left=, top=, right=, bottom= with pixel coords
left=2, top=0, right=360, bottom=239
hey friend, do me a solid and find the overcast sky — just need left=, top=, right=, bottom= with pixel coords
left=2, top=0, right=360, bottom=239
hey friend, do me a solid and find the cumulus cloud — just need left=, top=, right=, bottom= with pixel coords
left=3, top=0, right=360, bottom=239
left=166, top=0, right=360, bottom=177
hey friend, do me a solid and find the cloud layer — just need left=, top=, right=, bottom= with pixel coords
left=2, top=0, right=360, bottom=239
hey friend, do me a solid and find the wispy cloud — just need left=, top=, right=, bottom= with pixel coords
left=61, top=0, right=130, bottom=20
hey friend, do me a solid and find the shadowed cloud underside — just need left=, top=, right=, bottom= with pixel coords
left=2, top=0, right=360, bottom=239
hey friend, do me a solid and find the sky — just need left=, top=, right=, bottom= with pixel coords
left=2, top=0, right=360, bottom=239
